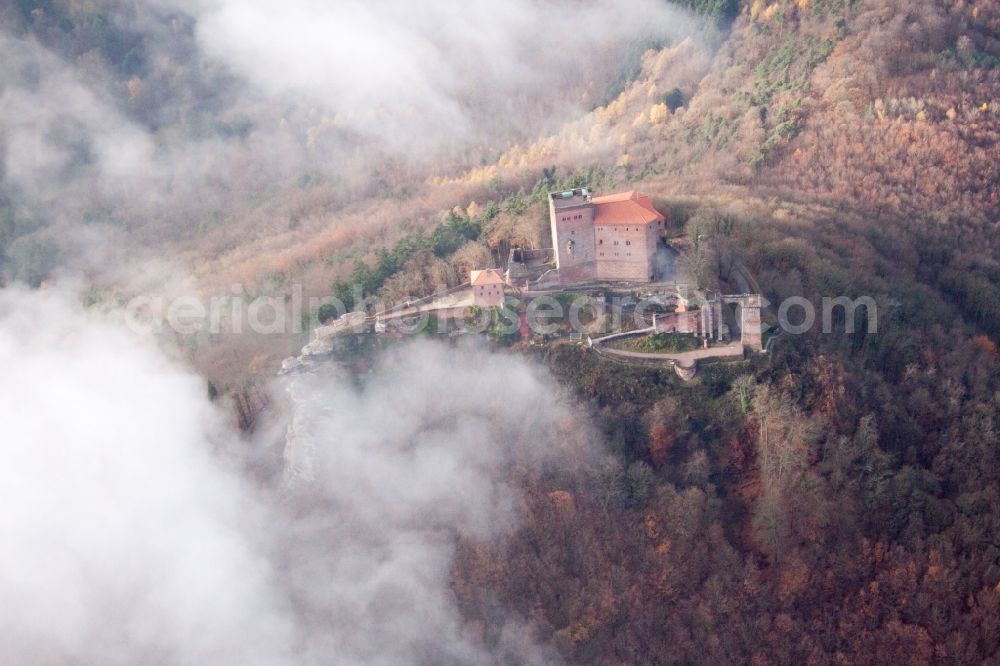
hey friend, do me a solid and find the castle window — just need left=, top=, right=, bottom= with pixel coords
left=625, top=240, right=631, bottom=246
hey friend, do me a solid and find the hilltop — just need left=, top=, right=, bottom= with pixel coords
left=183, top=0, right=1000, bottom=385
left=2, top=2, right=1000, bottom=662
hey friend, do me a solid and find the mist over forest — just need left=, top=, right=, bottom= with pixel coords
left=0, top=0, right=699, bottom=283
left=2, top=0, right=1000, bottom=663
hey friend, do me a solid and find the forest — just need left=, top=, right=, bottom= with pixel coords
left=321, top=1, right=1000, bottom=659
left=442, top=1, right=1000, bottom=661
left=1, top=0, right=999, bottom=663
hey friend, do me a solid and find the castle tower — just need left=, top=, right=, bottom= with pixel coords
left=741, top=295, right=763, bottom=351
left=549, top=189, right=597, bottom=283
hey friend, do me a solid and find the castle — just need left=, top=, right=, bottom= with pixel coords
left=549, top=189, right=666, bottom=283
left=280, top=187, right=765, bottom=380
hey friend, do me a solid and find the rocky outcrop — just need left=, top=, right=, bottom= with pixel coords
left=280, top=311, right=369, bottom=374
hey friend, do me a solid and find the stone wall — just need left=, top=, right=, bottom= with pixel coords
left=594, top=223, right=656, bottom=282
left=697, top=294, right=765, bottom=351
left=654, top=311, right=701, bottom=335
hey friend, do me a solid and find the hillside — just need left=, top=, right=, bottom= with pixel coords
left=440, top=2, right=1000, bottom=662
left=2, top=1, right=1000, bottom=663
left=204, top=0, right=996, bottom=386
left=241, top=2, right=1000, bottom=661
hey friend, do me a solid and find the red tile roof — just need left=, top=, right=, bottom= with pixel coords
left=470, top=269, right=505, bottom=286
left=591, top=191, right=664, bottom=226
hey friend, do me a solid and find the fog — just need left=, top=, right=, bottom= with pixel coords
left=0, top=35, right=153, bottom=196
left=1, top=3, right=675, bottom=653
left=0, top=287, right=292, bottom=663
left=4, top=0, right=699, bottom=175
left=0, top=0, right=698, bottom=230
left=0, top=286, right=590, bottom=663
left=191, top=0, right=699, bottom=157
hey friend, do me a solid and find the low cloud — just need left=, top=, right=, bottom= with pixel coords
left=0, top=286, right=294, bottom=663
left=192, top=0, right=699, bottom=157
left=0, top=286, right=590, bottom=663
left=0, top=34, right=155, bottom=205
left=1, top=0, right=699, bottom=202
left=0, top=0, right=700, bottom=285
